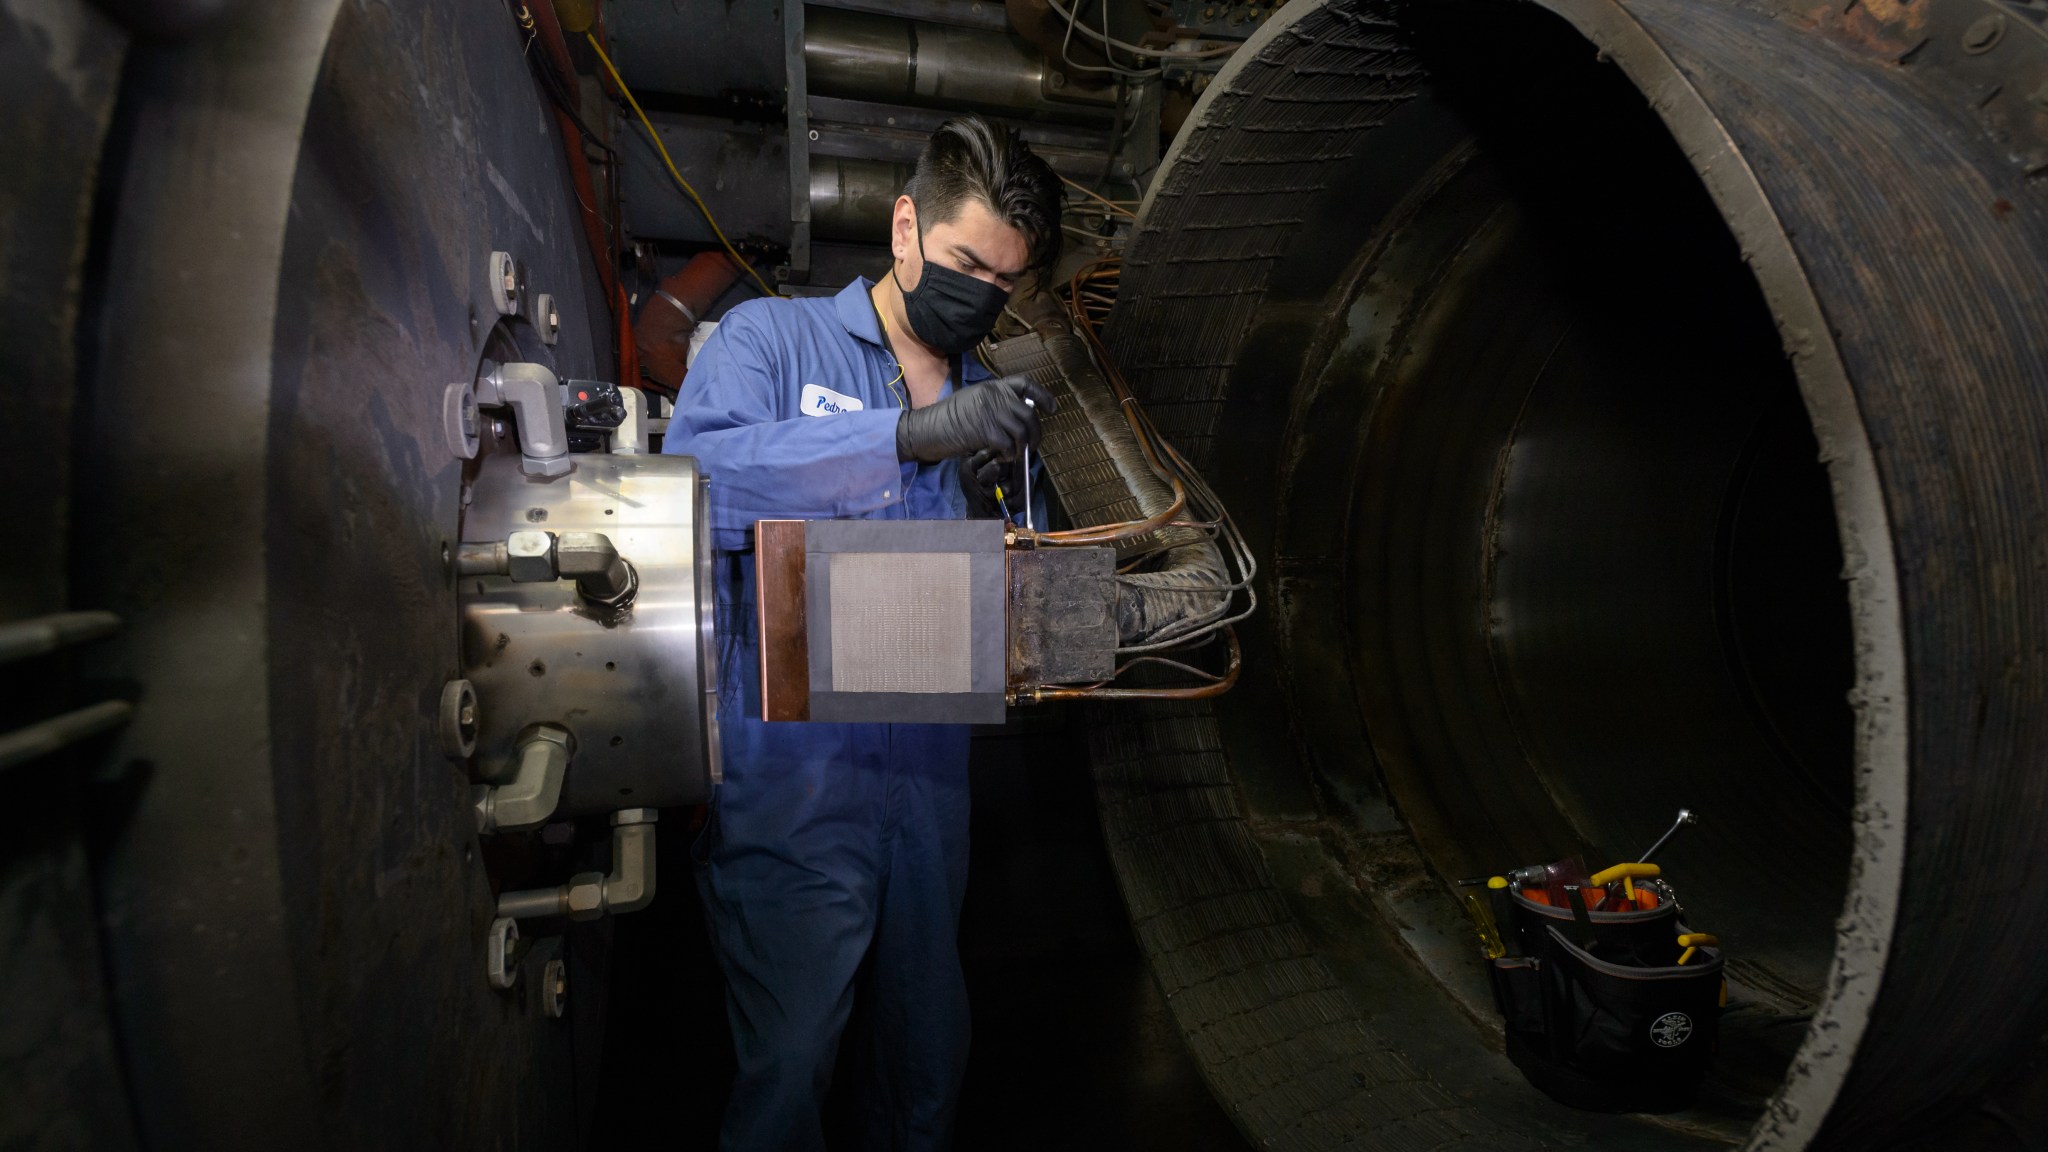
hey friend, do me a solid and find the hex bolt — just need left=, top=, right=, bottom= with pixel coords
left=488, top=251, right=520, bottom=315
left=439, top=679, right=479, bottom=759
left=505, top=530, right=556, bottom=582
left=536, top=293, right=561, bottom=346
left=565, top=871, right=607, bottom=921
left=486, top=916, right=520, bottom=991
left=1962, top=13, right=2005, bottom=54
left=542, top=958, right=568, bottom=1018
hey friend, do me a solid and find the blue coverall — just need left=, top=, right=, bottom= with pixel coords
left=664, top=277, right=1024, bottom=1151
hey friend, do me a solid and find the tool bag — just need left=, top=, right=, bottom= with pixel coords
left=1488, top=880, right=1724, bottom=1113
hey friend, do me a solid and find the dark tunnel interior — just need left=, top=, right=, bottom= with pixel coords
left=1186, top=3, right=1863, bottom=1140
left=1369, top=1, right=1860, bottom=992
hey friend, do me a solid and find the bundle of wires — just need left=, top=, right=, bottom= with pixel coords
left=988, top=255, right=1257, bottom=701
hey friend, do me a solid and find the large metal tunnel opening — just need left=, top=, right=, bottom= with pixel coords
left=1340, top=0, right=1857, bottom=1113
left=1104, top=2, right=1866, bottom=1145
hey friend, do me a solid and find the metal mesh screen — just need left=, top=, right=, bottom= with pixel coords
left=828, top=552, right=973, bottom=693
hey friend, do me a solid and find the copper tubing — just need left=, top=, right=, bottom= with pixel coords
left=1015, top=627, right=1241, bottom=702
left=1003, top=259, right=1190, bottom=549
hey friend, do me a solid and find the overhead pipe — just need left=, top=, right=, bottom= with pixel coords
left=804, top=6, right=1113, bottom=120
left=635, top=251, right=743, bottom=393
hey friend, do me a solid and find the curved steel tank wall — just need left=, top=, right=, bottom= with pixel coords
left=73, top=2, right=616, bottom=1144
left=1098, top=0, right=2048, bottom=1148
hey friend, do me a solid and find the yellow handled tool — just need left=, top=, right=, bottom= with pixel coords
left=1461, top=883, right=1508, bottom=959
left=1589, top=861, right=1660, bottom=904
left=1676, top=932, right=1719, bottom=966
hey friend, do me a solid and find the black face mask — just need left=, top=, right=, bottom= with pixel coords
left=892, top=213, right=1011, bottom=355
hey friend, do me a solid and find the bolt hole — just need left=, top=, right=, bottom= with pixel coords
left=526, top=507, right=548, bottom=523
left=605, top=661, right=617, bottom=671
left=609, top=735, right=624, bottom=747
left=605, top=508, right=615, bottom=515
left=529, top=660, right=546, bottom=677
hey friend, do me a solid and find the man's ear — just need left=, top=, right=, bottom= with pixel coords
left=891, top=195, right=917, bottom=261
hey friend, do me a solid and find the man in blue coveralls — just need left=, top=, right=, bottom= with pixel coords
left=663, top=114, right=1063, bottom=1150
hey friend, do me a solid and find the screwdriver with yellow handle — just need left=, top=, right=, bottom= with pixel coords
left=1589, top=861, right=1661, bottom=909
left=993, top=398, right=1037, bottom=530
left=1677, top=932, right=1719, bottom=966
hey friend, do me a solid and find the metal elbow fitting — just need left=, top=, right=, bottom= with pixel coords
left=476, top=360, right=572, bottom=477
left=454, top=530, right=638, bottom=611
left=494, top=808, right=659, bottom=921
left=472, top=724, right=573, bottom=834
left=554, top=532, right=638, bottom=609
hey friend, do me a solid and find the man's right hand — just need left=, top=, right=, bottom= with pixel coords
left=895, top=374, right=1057, bottom=463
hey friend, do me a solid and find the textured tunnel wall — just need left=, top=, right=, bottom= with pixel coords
left=1088, top=7, right=1506, bottom=1147
left=1099, top=0, right=2048, bottom=1148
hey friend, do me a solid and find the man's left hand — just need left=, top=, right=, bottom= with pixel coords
left=960, top=448, right=1019, bottom=520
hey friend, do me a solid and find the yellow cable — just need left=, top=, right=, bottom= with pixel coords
left=584, top=31, right=783, bottom=299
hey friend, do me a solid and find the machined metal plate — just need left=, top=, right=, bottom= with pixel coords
left=460, top=451, right=717, bottom=813
left=802, top=519, right=1005, bottom=724
left=756, top=518, right=1006, bottom=723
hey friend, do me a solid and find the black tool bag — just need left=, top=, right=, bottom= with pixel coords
left=1488, top=885, right=1724, bottom=1113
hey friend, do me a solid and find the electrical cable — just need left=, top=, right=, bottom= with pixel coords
left=583, top=31, right=783, bottom=300
left=1117, top=652, right=1228, bottom=682
left=1056, top=0, right=1161, bottom=78
left=995, top=252, right=1258, bottom=693
left=1062, top=222, right=1122, bottom=245
left=1021, top=628, right=1241, bottom=701
left=1046, top=0, right=1245, bottom=61
left=1061, top=172, right=1138, bottom=218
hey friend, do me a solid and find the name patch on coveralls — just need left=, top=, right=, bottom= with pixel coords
left=800, top=383, right=864, bottom=417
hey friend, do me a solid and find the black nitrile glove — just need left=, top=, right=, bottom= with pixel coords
left=895, top=374, right=1057, bottom=463
left=960, top=448, right=1020, bottom=519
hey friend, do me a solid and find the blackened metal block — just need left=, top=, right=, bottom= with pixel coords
left=1007, top=546, right=1117, bottom=686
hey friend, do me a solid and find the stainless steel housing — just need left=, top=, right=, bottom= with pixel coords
left=459, top=451, right=719, bottom=814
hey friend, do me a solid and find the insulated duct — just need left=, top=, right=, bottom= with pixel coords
left=1094, top=0, right=2048, bottom=1149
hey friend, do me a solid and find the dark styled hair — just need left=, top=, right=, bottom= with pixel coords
left=903, top=113, right=1063, bottom=276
